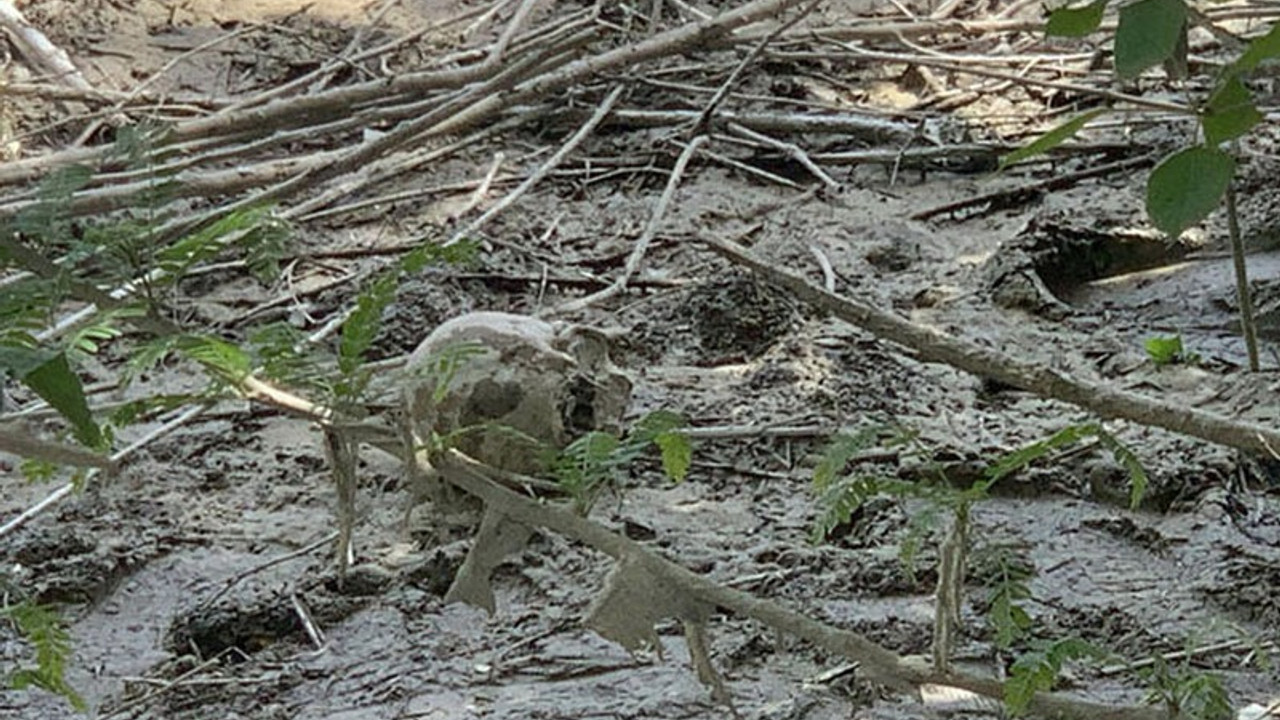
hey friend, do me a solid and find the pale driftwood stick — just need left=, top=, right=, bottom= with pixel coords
left=305, top=0, right=404, bottom=95
left=0, top=423, right=116, bottom=471
left=490, top=0, right=542, bottom=63
left=0, top=0, right=93, bottom=92
left=0, top=49, right=495, bottom=188
left=728, top=121, right=840, bottom=191
left=0, top=82, right=218, bottom=107
left=437, top=450, right=1167, bottom=720
left=291, top=127, right=517, bottom=222
left=0, top=150, right=337, bottom=220
left=72, top=22, right=265, bottom=146
left=609, top=109, right=916, bottom=143
left=700, top=234, right=1280, bottom=457
left=444, top=84, right=625, bottom=248
left=695, top=0, right=821, bottom=131
left=0, top=0, right=776, bottom=198
left=546, top=134, right=707, bottom=316
left=441, top=0, right=808, bottom=139
left=167, top=27, right=594, bottom=241
left=797, top=41, right=1191, bottom=115
left=0, top=403, right=208, bottom=540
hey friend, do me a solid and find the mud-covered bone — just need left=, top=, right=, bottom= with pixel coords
left=400, top=311, right=631, bottom=508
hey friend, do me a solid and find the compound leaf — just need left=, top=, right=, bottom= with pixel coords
left=999, top=109, right=1107, bottom=170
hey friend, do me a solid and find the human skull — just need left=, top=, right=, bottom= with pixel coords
left=401, top=311, right=631, bottom=479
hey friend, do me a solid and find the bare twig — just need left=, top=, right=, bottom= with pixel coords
left=728, top=121, right=840, bottom=191
left=0, top=403, right=209, bottom=540
left=546, top=133, right=707, bottom=316
left=699, top=233, right=1280, bottom=457
left=196, top=531, right=340, bottom=611
left=695, top=0, right=822, bottom=131
left=443, top=84, right=626, bottom=248
left=911, top=154, right=1156, bottom=221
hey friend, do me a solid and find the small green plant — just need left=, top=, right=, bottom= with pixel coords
left=810, top=419, right=1149, bottom=699
left=1, top=598, right=85, bottom=712
left=1144, top=333, right=1199, bottom=366
left=987, top=421, right=1149, bottom=509
left=1142, top=655, right=1233, bottom=720
left=1004, top=637, right=1108, bottom=715
left=552, top=409, right=692, bottom=514
left=976, top=544, right=1036, bottom=649
left=1012, top=2, right=1280, bottom=369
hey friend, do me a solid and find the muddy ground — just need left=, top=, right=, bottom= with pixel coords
left=4, top=0, right=1280, bottom=718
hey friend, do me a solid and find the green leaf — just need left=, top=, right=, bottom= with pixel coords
left=401, top=238, right=480, bottom=274
left=339, top=275, right=396, bottom=376
left=1146, top=147, right=1235, bottom=237
left=0, top=343, right=54, bottom=377
left=15, top=165, right=93, bottom=242
left=1096, top=428, right=1149, bottom=509
left=986, top=423, right=1101, bottom=484
left=0, top=346, right=102, bottom=449
left=1202, top=76, right=1262, bottom=146
left=999, top=109, right=1108, bottom=170
left=1234, top=21, right=1280, bottom=74
left=1004, top=670, right=1041, bottom=717
left=811, top=473, right=883, bottom=542
left=654, top=430, right=692, bottom=482
left=814, top=425, right=887, bottom=490
left=175, top=335, right=251, bottom=382
left=1144, top=334, right=1184, bottom=366
left=24, top=352, right=102, bottom=448
left=1045, top=0, right=1108, bottom=37
left=1005, top=638, right=1107, bottom=716
left=555, top=430, right=621, bottom=512
left=3, top=601, right=86, bottom=711
left=1114, top=0, right=1187, bottom=78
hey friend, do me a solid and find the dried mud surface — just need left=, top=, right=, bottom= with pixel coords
left=4, top=1, right=1280, bottom=719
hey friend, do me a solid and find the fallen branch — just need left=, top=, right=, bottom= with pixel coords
left=699, top=233, right=1280, bottom=457
left=547, top=134, right=707, bottom=315
left=436, top=449, right=1168, bottom=720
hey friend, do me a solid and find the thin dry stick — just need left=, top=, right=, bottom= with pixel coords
left=306, top=0, right=403, bottom=94
left=287, top=120, right=515, bottom=221
left=727, top=121, right=840, bottom=190
left=697, top=142, right=805, bottom=189
left=805, top=40, right=1192, bottom=115
left=700, top=234, right=1280, bottom=457
left=442, top=84, right=625, bottom=248
left=72, top=23, right=265, bottom=146
left=490, top=0, right=543, bottom=62
left=0, top=403, right=209, bottom=540
left=546, top=133, right=707, bottom=316
left=0, top=0, right=93, bottom=92
left=911, top=154, right=1155, bottom=221
left=1226, top=181, right=1260, bottom=372
left=290, top=593, right=327, bottom=649
left=458, top=151, right=507, bottom=218
left=196, top=531, right=340, bottom=610
left=695, top=0, right=822, bottom=130
left=808, top=244, right=836, bottom=292
left=218, top=0, right=501, bottom=115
